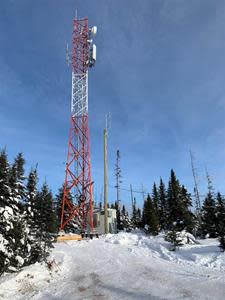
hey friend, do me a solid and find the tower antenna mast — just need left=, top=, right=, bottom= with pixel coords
left=205, top=165, right=214, bottom=195
left=190, top=150, right=201, bottom=214
left=60, top=15, right=97, bottom=235
left=104, top=114, right=110, bottom=234
left=115, top=150, right=122, bottom=209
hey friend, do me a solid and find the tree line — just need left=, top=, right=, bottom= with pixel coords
left=1, top=147, right=225, bottom=275
left=0, top=149, right=61, bottom=275
left=112, top=169, right=225, bottom=250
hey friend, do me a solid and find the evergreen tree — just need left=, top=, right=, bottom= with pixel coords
left=201, top=191, right=217, bottom=238
left=201, top=170, right=217, bottom=238
left=152, top=183, right=159, bottom=212
left=0, top=149, right=12, bottom=274
left=0, top=149, right=10, bottom=204
left=14, top=153, right=26, bottom=202
left=215, top=193, right=225, bottom=250
left=179, top=185, right=195, bottom=233
left=110, top=203, right=115, bottom=209
left=37, top=182, right=57, bottom=234
left=121, top=205, right=126, bottom=216
left=8, top=153, right=26, bottom=209
left=25, top=168, right=38, bottom=224
left=142, top=194, right=159, bottom=235
left=158, top=178, right=167, bottom=230
left=34, top=183, right=56, bottom=259
left=24, top=168, right=45, bottom=264
left=55, top=185, right=64, bottom=228
left=24, top=174, right=56, bottom=263
left=0, top=150, right=57, bottom=275
left=114, top=201, right=122, bottom=231
left=165, top=226, right=183, bottom=251
left=136, top=208, right=142, bottom=228
left=167, top=170, right=182, bottom=230
left=167, top=170, right=194, bottom=232
left=0, top=150, right=26, bottom=274
left=131, top=198, right=141, bottom=228
left=8, top=163, right=17, bottom=202
left=120, top=204, right=132, bottom=231
left=152, top=183, right=159, bottom=227
left=131, top=198, right=137, bottom=228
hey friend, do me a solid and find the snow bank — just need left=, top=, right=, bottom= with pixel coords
left=105, top=232, right=140, bottom=245
left=105, top=231, right=225, bottom=271
left=0, top=232, right=225, bottom=300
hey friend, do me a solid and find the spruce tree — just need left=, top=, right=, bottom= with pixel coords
left=37, top=182, right=57, bottom=234
left=152, top=183, right=159, bottom=212
left=35, top=183, right=56, bottom=259
left=167, top=170, right=182, bottom=230
left=201, top=170, right=217, bottom=238
left=158, top=178, right=167, bottom=230
left=114, top=201, right=123, bottom=231
left=121, top=204, right=132, bottom=231
left=136, top=208, right=142, bottom=228
left=131, top=199, right=142, bottom=229
left=8, top=153, right=26, bottom=208
left=24, top=168, right=43, bottom=264
left=215, top=193, right=225, bottom=250
left=0, top=149, right=10, bottom=204
left=201, top=191, right=217, bottom=238
left=0, top=150, right=26, bottom=274
left=165, top=226, right=183, bottom=251
left=25, top=168, right=38, bottom=224
left=8, top=163, right=18, bottom=202
left=121, top=205, right=126, bottom=216
left=14, top=153, right=26, bottom=202
left=152, top=183, right=159, bottom=227
left=179, top=185, right=195, bottom=233
left=24, top=176, right=56, bottom=263
left=142, top=194, right=159, bottom=235
left=166, top=170, right=193, bottom=232
left=0, top=149, right=12, bottom=274
left=131, top=198, right=138, bottom=228
left=0, top=151, right=57, bottom=274
left=55, top=185, right=64, bottom=228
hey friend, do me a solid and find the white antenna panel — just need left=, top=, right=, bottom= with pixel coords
left=92, top=44, right=96, bottom=61
left=91, top=26, right=97, bottom=36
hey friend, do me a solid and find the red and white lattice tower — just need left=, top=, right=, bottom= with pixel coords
left=60, top=17, right=97, bottom=234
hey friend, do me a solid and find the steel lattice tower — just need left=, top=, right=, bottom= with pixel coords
left=60, top=17, right=97, bottom=233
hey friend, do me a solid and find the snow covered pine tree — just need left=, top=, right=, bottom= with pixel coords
left=0, top=150, right=26, bottom=274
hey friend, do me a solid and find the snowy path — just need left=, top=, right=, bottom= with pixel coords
left=0, top=232, right=225, bottom=299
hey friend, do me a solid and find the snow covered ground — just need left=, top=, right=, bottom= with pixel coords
left=0, top=231, right=225, bottom=300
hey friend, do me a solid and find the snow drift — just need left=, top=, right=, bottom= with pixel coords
left=0, top=232, right=225, bottom=300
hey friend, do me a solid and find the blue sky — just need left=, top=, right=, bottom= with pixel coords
left=1, top=0, right=225, bottom=210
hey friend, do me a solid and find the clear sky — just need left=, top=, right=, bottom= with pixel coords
left=1, top=0, right=225, bottom=210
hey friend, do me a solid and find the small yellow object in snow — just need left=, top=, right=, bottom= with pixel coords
left=56, top=234, right=82, bottom=242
